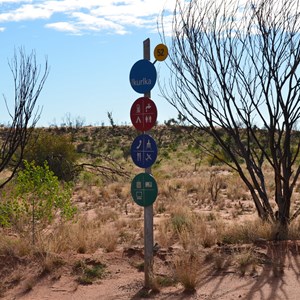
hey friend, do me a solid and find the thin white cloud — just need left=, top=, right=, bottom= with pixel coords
left=0, top=0, right=177, bottom=35
left=0, top=4, right=52, bottom=22
left=71, top=11, right=128, bottom=34
left=0, top=0, right=30, bottom=3
left=0, top=27, right=5, bottom=31
left=45, top=21, right=80, bottom=34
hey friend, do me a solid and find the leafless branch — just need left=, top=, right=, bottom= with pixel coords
left=0, top=48, right=49, bottom=188
left=160, top=0, right=300, bottom=230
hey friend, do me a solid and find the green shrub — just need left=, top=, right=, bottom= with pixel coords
left=0, top=160, right=77, bottom=243
left=23, top=130, right=78, bottom=181
left=171, top=207, right=193, bottom=233
left=0, top=196, right=17, bottom=227
left=74, top=260, right=107, bottom=285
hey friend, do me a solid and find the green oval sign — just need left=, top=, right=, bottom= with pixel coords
left=131, top=173, right=158, bottom=207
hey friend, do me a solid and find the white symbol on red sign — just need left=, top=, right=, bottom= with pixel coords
left=130, top=97, right=157, bottom=132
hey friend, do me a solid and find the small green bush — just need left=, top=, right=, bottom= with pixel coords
left=0, top=160, right=77, bottom=243
left=171, top=207, right=193, bottom=233
left=74, top=260, right=107, bottom=285
left=23, top=130, right=78, bottom=181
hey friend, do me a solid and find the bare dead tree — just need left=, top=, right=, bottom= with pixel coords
left=75, top=151, right=131, bottom=180
left=0, top=48, right=49, bottom=188
left=160, top=0, right=300, bottom=237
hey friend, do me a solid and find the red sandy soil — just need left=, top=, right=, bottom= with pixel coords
left=2, top=240, right=300, bottom=300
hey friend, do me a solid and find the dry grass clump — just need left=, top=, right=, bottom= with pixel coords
left=36, top=220, right=90, bottom=254
left=203, top=250, right=232, bottom=271
left=208, top=171, right=227, bottom=202
left=37, top=204, right=126, bottom=254
left=70, top=217, right=119, bottom=253
left=288, top=218, right=300, bottom=240
left=178, top=219, right=217, bottom=250
left=117, top=218, right=143, bottom=246
left=106, top=182, right=124, bottom=199
left=156, top=204, right=218, bottom=249
left=0, top=233, right=32, bottom=257
left=234, top=249, right=258, bottom=276
left=155, top=219, right=174, bottom=248
left=94, top=207, right=119, bottom=223
left=204, top=247, right=258, bottom=276
left=38, top=252, right=65, bottom=275
left=75, top=186, right=101, bottom=205
left=220, top=218, right=275, bottom=244
left=170, top=205, right=194, bottom=233
left=158, top=169, right=230, bottom=211
left=37, top=213, right=121, bottom=254
left=158, top=178, right=182, bottom=202
left=37, top=224, right=74, bottom=254
left=226, top=174, right=250, bottom=201
left=184, top=177, right=206, bottom=195
left=173, top=250, right=201, bottom=292
left=97, top=224, right=119, bottom=252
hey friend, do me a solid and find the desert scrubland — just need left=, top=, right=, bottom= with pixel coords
left=1, top=125, right=300, bottom=299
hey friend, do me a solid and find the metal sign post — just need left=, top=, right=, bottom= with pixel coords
left=143, top=38, right=154, bottom=289
left=129, top=38, right=168, bottom=289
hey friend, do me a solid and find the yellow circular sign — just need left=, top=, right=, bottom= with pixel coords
left=154, top=44, right=168, bottom=61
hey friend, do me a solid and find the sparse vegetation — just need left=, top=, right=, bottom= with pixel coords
left=1, top=124, right=300, bottom=298
left=22, top=130, right=78, bottom=181
left=173, top=250, right=199, bottom=292
left=161, top=0, right=300, bottom=239
left=73, top=260, right=107, bottom=285
left=2, top=160, right=76, bottom=244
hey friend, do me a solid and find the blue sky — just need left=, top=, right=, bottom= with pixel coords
left=0, top=0, right=178, bottom=127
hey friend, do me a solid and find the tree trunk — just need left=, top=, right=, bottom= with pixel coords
left=276, top=202, right=290, bottom=240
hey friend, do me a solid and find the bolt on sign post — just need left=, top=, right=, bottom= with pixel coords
left=129, top=38, right=168, bottom=289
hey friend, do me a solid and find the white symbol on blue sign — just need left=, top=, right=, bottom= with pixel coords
left=129, top=59, right=157, bottom=94
left=136, top=140, right=142, bottom=150
left=146, top=139, right=152, bottom=150
left=131, top=134, right=158, bottom=168
left=137, top=152, right=142, bottom=162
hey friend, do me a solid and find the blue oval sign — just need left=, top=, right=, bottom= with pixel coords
left=129, top=59, right=157, bottom=94
left=131, top=134, right=158, bottom=168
